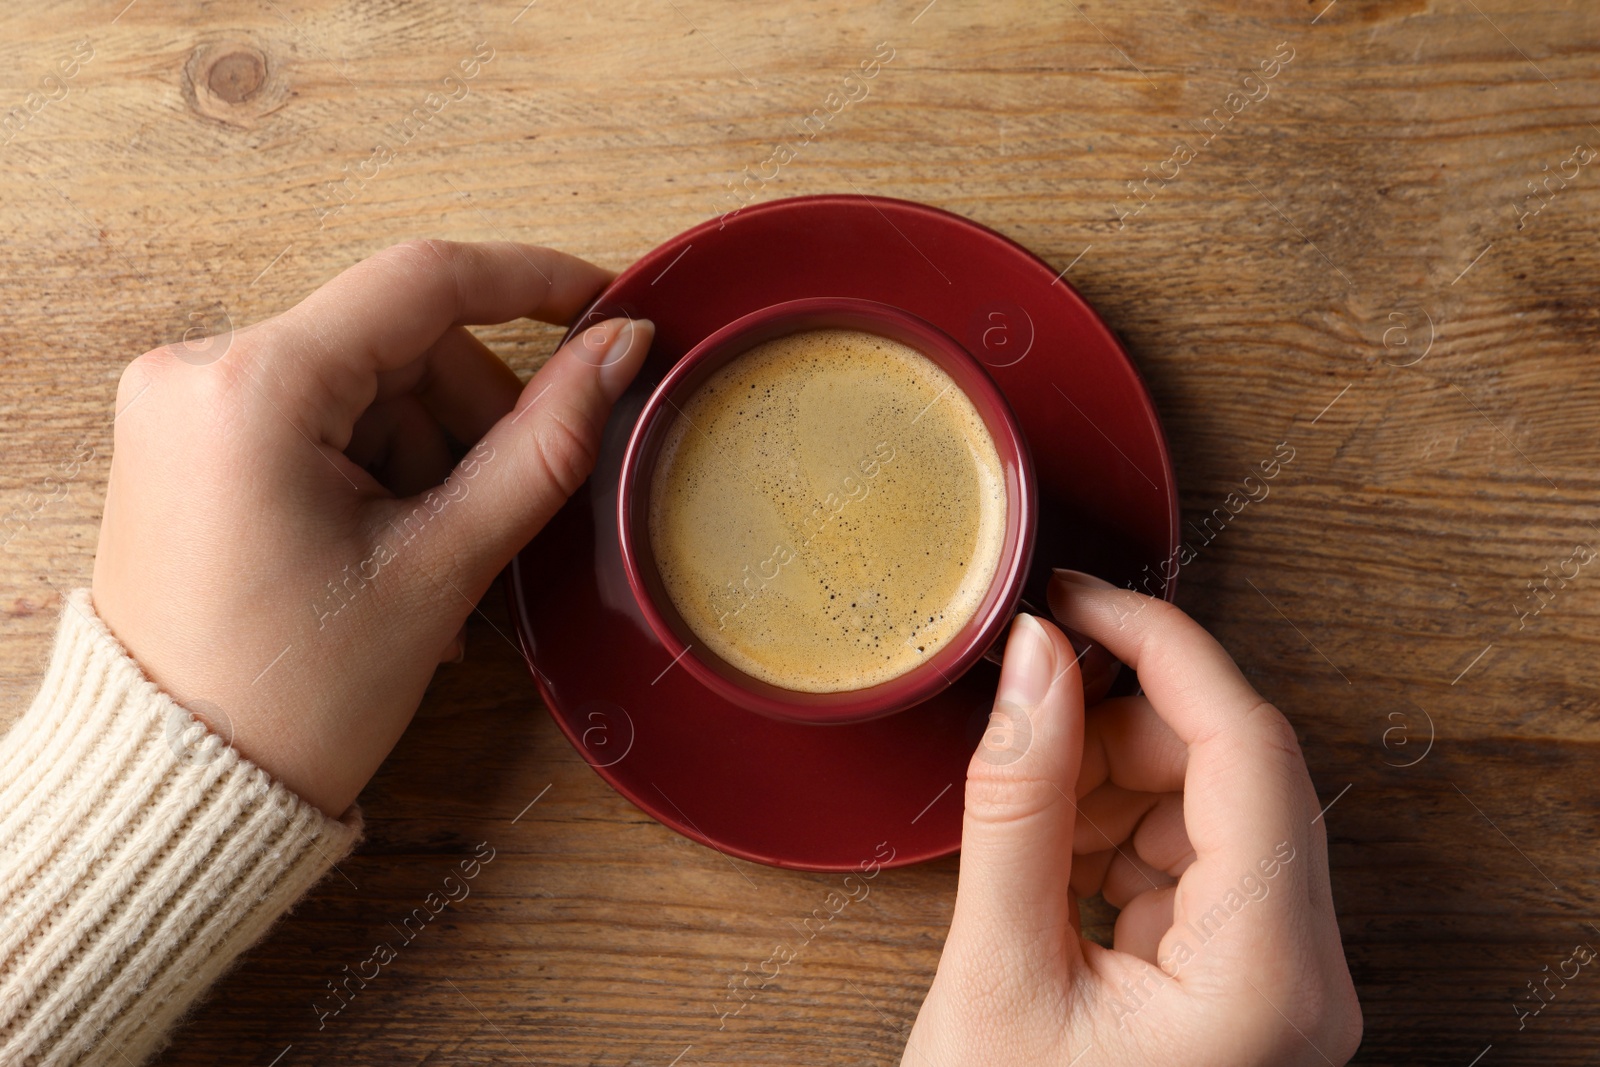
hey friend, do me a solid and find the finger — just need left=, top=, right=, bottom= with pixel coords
left=1103, top=850, right=1175, bottom=910
left=1048, top=570, right=1320, bottom=964
left=265, top=240, right=612, bottom=443
left=1072, top=782, right=1161, bottom=854
left=1060, top=623, right=1121, bottom=707
left=439, top=624, right=467, bottom=665
left=346, top=394, right=456, bottom=497
left=1113, top=885, right=1176, bottom=965
left=377, top=325, right=525, bottom=446
left=1069, top=847, right=1113, bottom=900
left=1077, top=694, right=1189, bottom=798
left=402, top=316, right=653, bottom=594
left=345, top=396, right=401, bottom=470
left=1048, top=569, right=1318, bottom=855
left=949, top=614, right=1085, bottom=971
left=1132, top=792, right=1195, bottom=876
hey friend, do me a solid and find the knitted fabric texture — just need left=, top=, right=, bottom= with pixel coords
left=0, top=590, right=363, bottom=1066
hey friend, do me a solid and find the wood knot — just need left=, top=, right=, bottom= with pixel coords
left=184, top=40, right=286, bottom=127
left=207, top=49, right=266, bottom=103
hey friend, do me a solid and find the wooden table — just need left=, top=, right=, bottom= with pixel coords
left=3, top=1, right=1597, bottom=1063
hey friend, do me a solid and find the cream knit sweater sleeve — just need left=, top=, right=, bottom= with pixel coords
left=0, top=590, right=363, bottom=1067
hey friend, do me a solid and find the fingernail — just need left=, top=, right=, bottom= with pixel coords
left=1052, top=567, right=1116, bottom=590
left=595, top=318, right=655, bottom=403
left=996, top=613, right=1056, bottom=708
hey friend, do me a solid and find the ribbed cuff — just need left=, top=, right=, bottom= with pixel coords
left=0, top=589, right=363, bottom=1067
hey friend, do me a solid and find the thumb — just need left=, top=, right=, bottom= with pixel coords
left=951, top=613, right=1087, bottom=968
left=418, top=315, right=654, bottom=593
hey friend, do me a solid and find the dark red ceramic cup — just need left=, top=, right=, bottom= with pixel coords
left=617, top=297, right=1036, bottom=724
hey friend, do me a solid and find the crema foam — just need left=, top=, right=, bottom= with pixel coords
left=647, top=328, right=1006, bottom=693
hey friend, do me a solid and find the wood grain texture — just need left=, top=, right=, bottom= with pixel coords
left=2, top=0, right=1598, bottom=1063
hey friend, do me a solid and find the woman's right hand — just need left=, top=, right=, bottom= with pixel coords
left=902, top=569, right=1363, bottom=1066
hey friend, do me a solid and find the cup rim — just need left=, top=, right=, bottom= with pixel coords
left=616, top=296, right=1037, bottom=724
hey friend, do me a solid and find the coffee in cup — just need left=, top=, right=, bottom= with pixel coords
left=646, top=327, right=1007, bottom=693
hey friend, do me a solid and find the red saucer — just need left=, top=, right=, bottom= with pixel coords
left=508, top=195, right=1178, bottom=871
